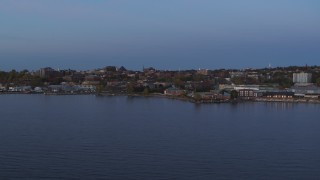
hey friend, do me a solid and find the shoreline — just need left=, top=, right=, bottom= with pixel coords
left=1, top=92, right=320, bottom=104
left=254, top=98, right=320, bottom=104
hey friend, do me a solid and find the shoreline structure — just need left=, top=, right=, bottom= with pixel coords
left=1, top=92, right=320, bottom=104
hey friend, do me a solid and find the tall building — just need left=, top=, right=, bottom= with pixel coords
left=293, top=72, right=312, bottom=84
left=39, top=67, right=55, bottom=78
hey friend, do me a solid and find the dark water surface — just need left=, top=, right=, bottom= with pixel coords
left=0, top=95, right=320, bottom=179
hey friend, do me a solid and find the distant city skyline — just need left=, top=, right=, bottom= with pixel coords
left=1, top=0, right=320, bottom=71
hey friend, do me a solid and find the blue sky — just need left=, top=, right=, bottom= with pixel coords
left=0, top=0, right=319, bottom=71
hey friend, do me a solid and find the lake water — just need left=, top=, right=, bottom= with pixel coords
left=0, top=95, right=320, bottom=179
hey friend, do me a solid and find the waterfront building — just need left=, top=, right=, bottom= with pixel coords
left=263, top=91, right=294, bottom=99
left=0, top=84, right=6, bottom=91
left=34, top=87, right=43, bottom=93
left=238, top=89, right=258, bottom=99
left=8, top=86, right=32, bottom=92
left=48, top=85, right=63, bottom=93
left=290, top=84, right=320, bottom=98
left=196, top=92, right=228, bottom=101
left=164, top=87, right=186, bottom=96
left=76, top=85, right=96, bottom=92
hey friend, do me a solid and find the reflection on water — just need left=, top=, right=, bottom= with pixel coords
left=0, top=95, right=320, bottom=179
left=265, top=102, right=295, bottom=111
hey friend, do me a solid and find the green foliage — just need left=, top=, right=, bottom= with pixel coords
left=51, top=77, right=64, bottom=85
left=0, top=71, right=8, bottom=83
left=7, top=70, right=18, bottom=82
left=231, top=77, right=245, bottom=85
left=278, top=78, right=293, bottom=89
left=193, top=74, right=205, bottom=81
left=143, top=88, right=149, bottom=96
left=126, top=83, right=134, bottom=94
left=193, top=93, right=202, bottom=102
left=230, top=90, right=238, bottom=100
left=173, top=77, right=184, bottom=88
left=30, top=76, right=44, bottom=87
left=96, top=85, right=104, bottom=94
left=316, top=78, right=320, bottom=87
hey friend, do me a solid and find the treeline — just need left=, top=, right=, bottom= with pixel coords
left=0, top=70, right=44, bottom=87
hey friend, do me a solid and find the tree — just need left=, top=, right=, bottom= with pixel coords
left=0, top=71, right=8, bottom=83
left=193, top=93, right=202, bottom=102
left=143, top=88, right=149, bottom=96
left=316, top=77, right=320, bottom=87
left=231, top=77, right=245, bottom=85
left=126, top=83, right=134, bottom=94
left=278, top=78, right=293, bottom=89
left=96, top=85, right=104, bottom=94
left=7, top=70, right=17, bottom=82
left=173, top=77, right=184, bottom=88
left=193, top=74, right=204, bottom=81
left=30, top=76, right=44, bottom=87
left=230, top=90, right=238, bottom=100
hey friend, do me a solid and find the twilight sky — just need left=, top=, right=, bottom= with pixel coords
left=0, top=0, right=320, bottom=71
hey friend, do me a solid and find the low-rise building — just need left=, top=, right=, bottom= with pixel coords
left=197, top=69, right=209, bottom=76
left=238, top=89, right=258, bottom=99
left=218, top=84, right=235, bottom=91
left=197, top=92, right=228, bottom=100
left=263, top=91, right=294, bottom=99
left=230, top=71, right=246, bottom=78
left=290, top=84, right=320, bottom=98
left=48, top=85, right=63, bottom=93
left=76, top=85, right=96, bottom=92
left=0, top=84, right=6, bottom=91
left=8, top=86, right=32, bottom=92
left=234, top=85, right=260, bottom=91
left=34, top=87, right=43, bottom=93
left=164, top=87, right=186, bottom=96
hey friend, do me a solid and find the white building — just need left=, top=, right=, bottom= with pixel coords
left=0, top=83, right=6, bottom=91
left=293, top=72, right=312, bottom=84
